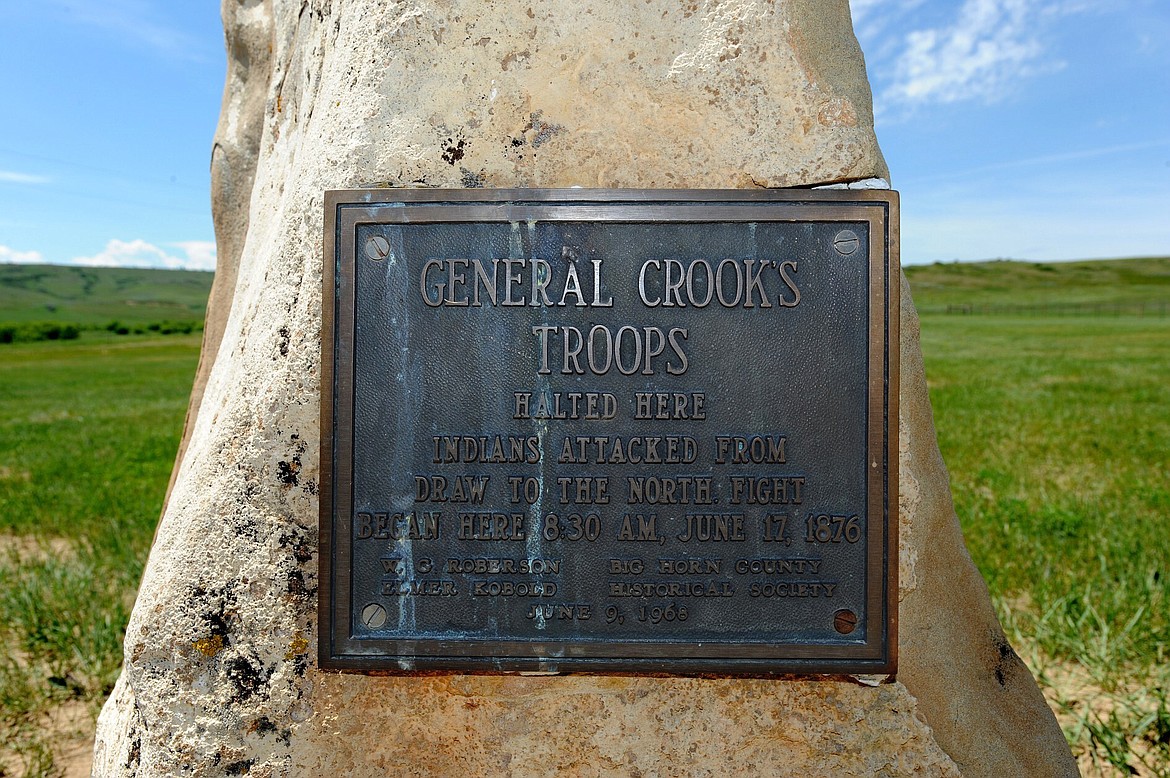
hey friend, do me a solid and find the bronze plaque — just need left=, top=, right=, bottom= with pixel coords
left=320, top=189, right=899, bottom=674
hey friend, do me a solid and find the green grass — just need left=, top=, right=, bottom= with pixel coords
left=0, top=333, right=201, bottom=774
left=906, top=256, right=1170, bottom=311
left=919, top=316, right=1168, bottom=659
left=0, top=264, right=212, bottom=327
left=910, top=259, right=1170, bottom=775
left=1, top=259, right=1168, bottom=775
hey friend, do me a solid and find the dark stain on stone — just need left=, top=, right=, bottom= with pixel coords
left=279, top=529, right=314, bottom=563
left=441, top=137, right=467, bottom=165
left=460, top=167, right=486, bottom=188
left=526, top=111, right=563, bottom=148
left=501, top=49, right=531, bottom=71
left=207, top=607, right=232, bottom=646
left=277, top=456, right=301, bottom=486
left=225, top=655, right=269, bottom=702
left=249, top=716, right=277, bottom=736
left=287, top=569, right=311, bottom=598
left=224, top=758, right=255, bottom=776
left=277, top=326, right=291, bottom=357
left=291, top=651, right=310, bottom=677
left=125, top=733, right=141, bottom=773
left=992, top=633, right=1014, bottom=688
left=192, top=585, right=237, bottom=651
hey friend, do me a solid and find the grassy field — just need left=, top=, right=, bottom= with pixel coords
left=0, top=266, right=210, bottom=774
left=0, top=264, right=212, bottom=328
left=907, top=255, right=1170, bottom=310
left=0, top=333, right=202, bottom=774
left=0, top=258, right=1167, bottom=775
left=907, top=258, right=1170, bottom=776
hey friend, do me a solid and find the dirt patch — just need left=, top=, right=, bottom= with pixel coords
left=0, top=465, right=32, bottom=482
left=1036, top=658, right=1169, bottom=777
left=0, top=700, right=94, bottom=778
left=48, top=701, right=95, bottom=778
left=0, top=533, right=78, bottom=563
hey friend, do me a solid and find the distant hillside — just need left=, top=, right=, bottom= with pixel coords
left=3, top=257, right=1167, bottom=328
left=905, top=257, right=1170, bottom=313
left=0, top=264, right=212, bottom=326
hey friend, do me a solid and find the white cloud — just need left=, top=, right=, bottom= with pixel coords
left=69, top=239, right=216, bottom=271
left=171, top=241, right=217, bottom=272
left=0, top=245, right=45, bottom=264
left=889, top=0, right=1048, bottom=106
left=851, top=0, right=1098, bottom=115
left=0, top=170, right=51, bottom=184
left=850, top=0, right=926, bottom=41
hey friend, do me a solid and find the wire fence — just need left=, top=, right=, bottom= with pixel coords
left=932, top=301, right=1170, bottom=318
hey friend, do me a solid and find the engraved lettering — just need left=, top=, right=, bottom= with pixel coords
left=420, top=258, right=445, bottom=306
left=659, top=558, right=720, bottom=574
left=635, top=258, right=800, bottom=310
left=444, top=258, right=470, bottom=306
left=717, top=259, right=743, bottom=307
left=501, top=258, right=525, bottom=306
left=742, top=259, right=773, bottom=308
left=762, top=513, right=792, bottom=543
left=749, top=582, right=838, bottom=598
left=472, top=580, right=557, bottom=597
left=728, top=476, right=805, bottom=505
left=458, top=512, right=526, bottom=541
left=778, top=260, right=801, bottom=307
left=626, top=476, right=712, bottom=504
left=526, top=603, right=592, bottom=620
left=676, top=513, right=746, bottom=542
left=431, top=435, right=540, bottom=464
left=529, top=258, right=554, bottom=306
left=471, top=258, right=499, bottom=306
left=733, top=558, right=822, bottom=575
left=416, top=475, right=489, bottom=503
left=559, top=436, right=698, bottom=465
left=608, top=581, right=734, bottom=597
left=445, top=557, right=561, bottom=574
left=608, top=558, right=645, bottom=574
left=381, top=580, right=459, bottom=596
left=558, top=261, right=587, bottom=307
left=715, top=436, right=786, bottom=464
left=617, top=513, right=660, bottom=542
left=356, top=511, right=441, bottom=539
left=557, top=476, right=610, bottom=504
left=531, top=326, right=691, bottom=376
left=633, top=392, right=706, bottom=420
left=591, top=259, right=614, bottom=307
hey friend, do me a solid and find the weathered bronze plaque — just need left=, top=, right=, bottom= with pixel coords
left=320, top=189, right=899, bottom=674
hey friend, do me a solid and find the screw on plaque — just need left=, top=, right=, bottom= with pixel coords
left=833, top=609, right=857, bottom=634
left=361, top=602, right=387, bottom=628
left=365, top=235, right=391, bottom=261
left=832, top=230, right=860, bottom=256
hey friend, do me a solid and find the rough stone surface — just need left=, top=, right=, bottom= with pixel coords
left=94, top=0, right=1075, bottom=775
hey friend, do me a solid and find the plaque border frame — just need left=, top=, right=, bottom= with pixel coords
left=320, top=188, right=900, bottom=675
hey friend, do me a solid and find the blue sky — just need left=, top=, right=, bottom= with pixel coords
left=0, top=0, right=1167, bottom=270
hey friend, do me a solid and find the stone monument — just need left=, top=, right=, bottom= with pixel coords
left=94, top=0, right=1077, bottom=775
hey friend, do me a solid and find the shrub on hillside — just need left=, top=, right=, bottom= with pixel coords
left=0, top=322, right=81, bottom=344
left=105, top=319, right=202, bottom=336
